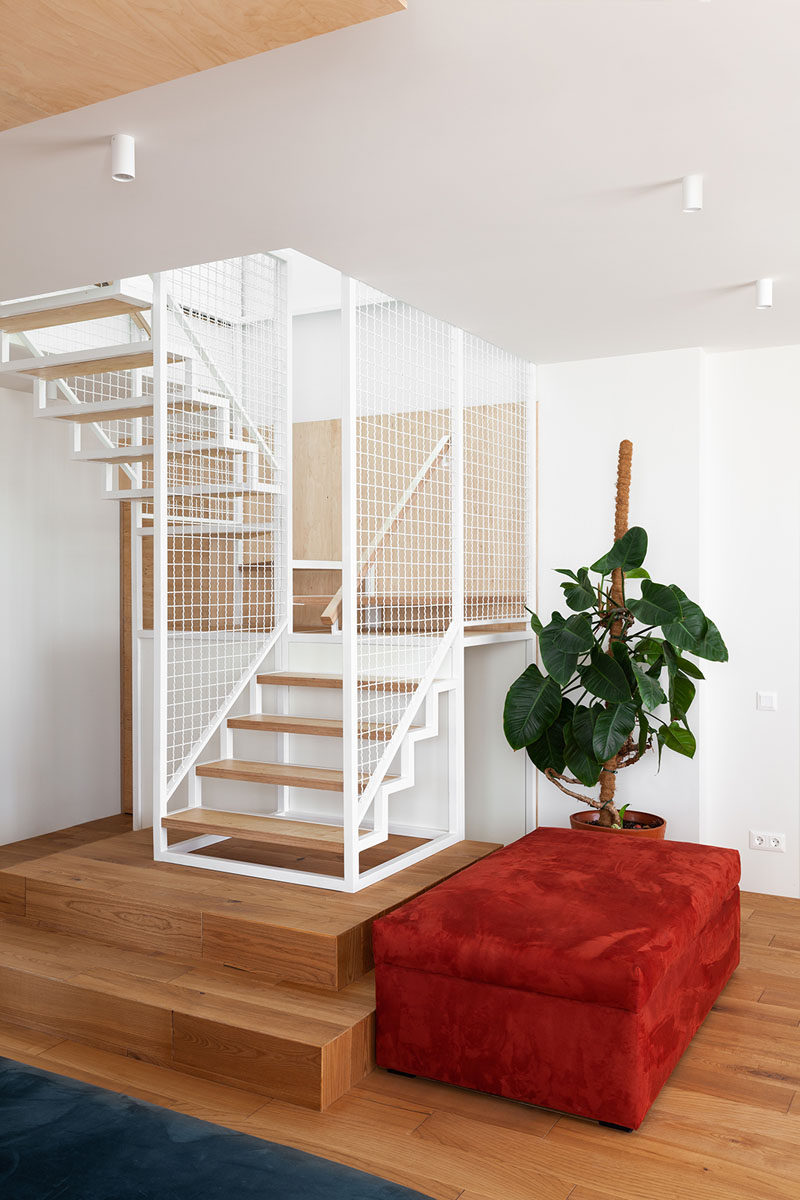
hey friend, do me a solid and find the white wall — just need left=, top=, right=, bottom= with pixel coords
left=536, top=349, right=706, bottom=843
left=0, top=387, right=120, bottom=845
left=293, top=310, right=341, bottom=424
left=536, top=344, right=800, bottom=898
left=465, top=641, right=530, bottom=845
left=701, top=347, right=800, bottom=897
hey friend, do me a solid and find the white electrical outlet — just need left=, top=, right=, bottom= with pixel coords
left=749, top=830, right=786, bottom=853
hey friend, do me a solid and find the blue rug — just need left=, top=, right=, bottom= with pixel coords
left=0, top=1057, right=433, bottom=1199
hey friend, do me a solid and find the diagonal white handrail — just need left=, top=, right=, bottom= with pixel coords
left=322, top=432, right=451, bottom=629
left=167, top=296, right=279, bottom=472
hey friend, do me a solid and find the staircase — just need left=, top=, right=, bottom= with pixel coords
left=0, top=263, right=469, bottom=894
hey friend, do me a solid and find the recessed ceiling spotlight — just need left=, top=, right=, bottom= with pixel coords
left=682, top=174, right=703, bottom=213
left=111, top=134, right=135, bottom=183
left=755, top=278, right=773, bottom=309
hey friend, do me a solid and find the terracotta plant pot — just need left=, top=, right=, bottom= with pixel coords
left=569, top=809, right=667, bottom=840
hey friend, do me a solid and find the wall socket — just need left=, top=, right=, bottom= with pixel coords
left=749, top=830, right=786, bottom=853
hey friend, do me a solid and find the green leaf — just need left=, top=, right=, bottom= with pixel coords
left=525, top=699, right=574, bottom=775
left=632, top=661, right=667, bottom=709
left=554, top=569, right=578, bottom=581
left=580, top=646, right=631, bottom=703
left=634, top=636, right=665, bottom=666
left=669, top=672, right=696, bottom=723
left=628, top=580, right=681, bottom=626
left=572, top=704, right=600, bottom=757
left=538, top=612, right=594, bottom=685
left=529, top=611, right=544, bottom=635
left=564, top=725, right=603, bottom=787
left=562, top=567, right=596, bottom=612
left=592, top=701, right=638, bottom=761
left=663, top=641, right=679, bottom=679
left=694, top=617, right=729, bottom=663
left=637, top=711, right=650, bottom=759
left=610, top=641, right=636, bottom=689
left=590, top=526, right=648, bottom=574
left=624, top=567, right=651, bottom=580
left=663, top=586, right=728, bottom=663
left=675, top=655, right=705, bottom=681
left=503, top=665, right=563, bottom=750
left=659, top=722, right=697, bottom=759
left=662, top=586, right=708, bottom=652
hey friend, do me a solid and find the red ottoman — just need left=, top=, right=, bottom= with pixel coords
left=373, top=827, right=740, bottom=1130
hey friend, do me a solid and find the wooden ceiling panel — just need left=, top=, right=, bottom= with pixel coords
left=0, top=0, right=406, bottom=132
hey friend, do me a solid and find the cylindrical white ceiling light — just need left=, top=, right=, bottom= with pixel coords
left=755, top=278, right=773, bottom=309
left=682, top=174, right=703, bottom=213
left=111, top=134, right=135, bottom=183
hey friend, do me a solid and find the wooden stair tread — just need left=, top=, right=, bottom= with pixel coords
left=42, top=392, right=227, bottom=422
left=0, top=341, right=183, bottom=381
left=164, top=807, right=360, bottom=844
left=227, top=714, right=397, bottom=741
left=46, top=398, right=155, bottom=423
left=257, top=671, right=417, bottom=692
left=192, top=761, right=353, bottom=792
left=0, top=283, right=152, bottom=334
left=76, top=440, right=254, bottom=464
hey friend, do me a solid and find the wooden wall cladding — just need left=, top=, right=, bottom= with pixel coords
left=293, top=419, right=342, bottom=561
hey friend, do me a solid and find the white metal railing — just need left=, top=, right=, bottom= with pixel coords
left=152, top=255, right=289, bottom=813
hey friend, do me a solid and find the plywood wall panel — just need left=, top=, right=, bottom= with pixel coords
left=0, top=2, right=407, bottom=131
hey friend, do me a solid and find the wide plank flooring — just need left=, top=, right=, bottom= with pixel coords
left=0, top=886, right=798, bottom=1198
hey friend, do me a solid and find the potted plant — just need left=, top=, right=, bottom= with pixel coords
left=503, top=440, right=728, bottom=835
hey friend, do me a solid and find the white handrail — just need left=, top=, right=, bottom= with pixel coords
left=321, top=432, right=451, bottom=627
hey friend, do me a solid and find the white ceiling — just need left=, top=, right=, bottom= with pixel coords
left=1, top=0, right=799, bottom=364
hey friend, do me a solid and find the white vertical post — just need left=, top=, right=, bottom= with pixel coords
left=524, top=361, right=538, bottom=833
left=449, top=326, right=466, bottom=839
left=131, top=501, right=144, bottom=830
left=341, top=276, right=359, bottom=890
left=277, top=256, right=294, bottom=816
left=151, top=273, right=169, bottom=856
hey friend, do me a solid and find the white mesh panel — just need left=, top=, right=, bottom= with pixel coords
left=159, top=255, right=287, bottom=789
left=463, top=335, right=529, bottom=625
left=352, top=282, right=455, bottom=783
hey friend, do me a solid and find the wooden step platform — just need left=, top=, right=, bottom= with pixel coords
left=0, top=820, right=497, bottom=991
left=0, top=915, right=372, bottom=1109
left=0, top=818, right=497, bottom=1110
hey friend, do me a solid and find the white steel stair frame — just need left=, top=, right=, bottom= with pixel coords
left=4, top=328, right=140, bottom=487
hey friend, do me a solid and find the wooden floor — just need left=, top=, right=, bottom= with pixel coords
left=1, top=822, right=799, bottom=1199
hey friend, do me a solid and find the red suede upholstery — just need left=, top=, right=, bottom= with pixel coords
left=373, top=827, right=740, bottom=1129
